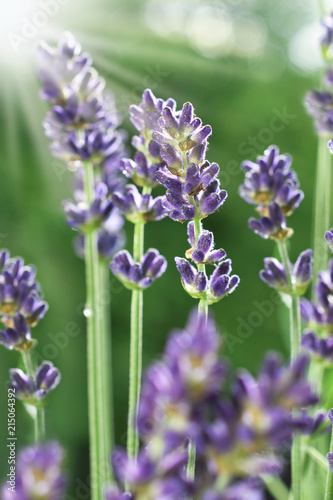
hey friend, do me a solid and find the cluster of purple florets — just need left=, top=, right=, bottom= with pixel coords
left=105, top=311, right=318, bottom=500
left=0, top=250, right=61, bottom=403
left=38, top=32, right=126, bottom=259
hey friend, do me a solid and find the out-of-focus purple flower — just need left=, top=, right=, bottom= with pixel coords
left=121, top=152, right=164, bottom=187
left=302, top=331, right=333, bottom=363
left=130, top=88, right=176, bottom=143
left=50, top=127, right=124, bottom=169
left=110, top=448, right=190, bottom=500
left=260, top=249, right=312, bottom=295
left=248, top=202, right=293, bottom=240
left=239, top=146, right=303, bottom=215
left=175, top=257, right=239, bottom=303
left=38, top=33, right=126, bottom=171
left=204, top=478, right=264, bottom=500
left=305, top=89, right=333, bottom=135
left=108, top=312, right=318, bottom=499
left=137, top=312, right=226, bottom=442
left=37, top=32, right=91, bottom=102
left=63, top=182, right=113, bottom=232
left=321, top=12, right=333, bottom=60
left=74, top=210, right=126, bottom=260
left=0, top=313, right=35, bottom=352
left=113, top=185, right=167, bottom=223
left=9, top=362, right=61, bottom=403
left=301, top=260, right=333, bottom=330
left=325, top=227, right=333, bottom=251
left=110, top=249, right=167, bottom=290
left=1, top=442, right=66, bottom=500
left=186, top=222, right=226, bottom=265
left=0, top=253, right=48, bottom=327
left=327, top=452, right=333, bottom=473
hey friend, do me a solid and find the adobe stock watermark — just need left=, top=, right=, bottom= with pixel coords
left=219, top=107, right=296, bottom=189
left=222, top=289, right=283, bottom=353
left=7, top=0, right=73, bottom=53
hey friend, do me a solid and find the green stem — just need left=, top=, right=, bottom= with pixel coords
left=22, top=350, right=45, bottom=442
left=325, top=425, right=333, bottom=500
left=99, top=258, right=114, bottom=475
left=312, top=136, right=331, bottom=297
left=127, top=221, right=145, bottom=460
left=262, top=476, right=289, bottom=500
left=194, top=217, right=208, bottom=319
left=276, top=241, right=301, bottom=360
left=186, top=440, right=196, bottom=481
left=35, top=406, right=45, bottom=443
left=277, top=240, right=301, bottom=500
left=304, top=444, right=328, bottom=472
left=83, top=161, right=111, bottom=500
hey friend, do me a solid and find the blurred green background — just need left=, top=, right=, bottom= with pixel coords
left=0, top=0, right=330, bottom=494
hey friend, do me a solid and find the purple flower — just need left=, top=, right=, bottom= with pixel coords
left=74, top=210, right=126, bottom=260
left=260, top=249, right=312, bottom=295
left=112, top=185, right=167, bottom=223
left=301, top=259, right=333, bottom=330
left=153, top=102, right=211, bottom=176
left=186, top=222, right=226, bottom=265
left=9, top=362, right=61, bottom=403
left=0, top=253, right=48, bottom=327
left=175, top=257, right=239, bottom=303
left=305, top=89, right=333, bottom=135
left=321, top=12, right=333, bottom=59
left=37, top=32, right=91, bottom=102
left=259, top=257, right=289, bottom=293
left=1, top=442, right=66, bottom=500
left=248, top=202, right=293, bottom=240
left=63, top=182, right=114, bottom=232
left=121, top=152, right=164, bottom=187
left=0, top=313, right=35, bottom=352
left=110, top=249, right=167, bottom=290
left=302, top=331, right=333, bottom=363
left=239, top=145, right=303, bottom=215
left=325, top=227, right=333, bottom=251
left=38, top=32, right=126, bottom=171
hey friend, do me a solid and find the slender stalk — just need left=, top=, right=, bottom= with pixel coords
left=194, top=217, right=208, bottom=319
left=35, top=406, right=45, bottom=443
left=262, top=476, right=289, bottom=500
left=276, top=241, right=301, bottom=360
left=277, top=240, right=302, bottom=500
left=22, top=350, right=45, bottom=442
left=186, top=440, right=196, bottom=481
left=325, top=425, right=333, bottom=500
left=127, top=221, right=145, bottom=460
left=304, top=445, right=329, bottom=472
left=312, top=136, right=331, bottom=297
left=99, top=258, right=114, bottom=473
left=83, top=160, right=111, bottom=500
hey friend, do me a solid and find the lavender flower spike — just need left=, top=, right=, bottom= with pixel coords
left=175, top=257, right=239, bottom=304
left=239, top=145, right=303, bottom=215
left=113, top=185, right=167, bottom=223
left=259, top=257, right=289, bottom=293
left=186, top=221, right=226, bottom=265
left=9, top=361, right=61, bottom=403
left=249, top=202, right=293, bottom=240
left=111, top=249, right=167, bottom=290
left=1, top=442, right=66, bottom=500
left=260, top=249, right=312, bottom=295
left=0, top=313, right=35, bottom=351
left=302, top=331, right=333, bottom=364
